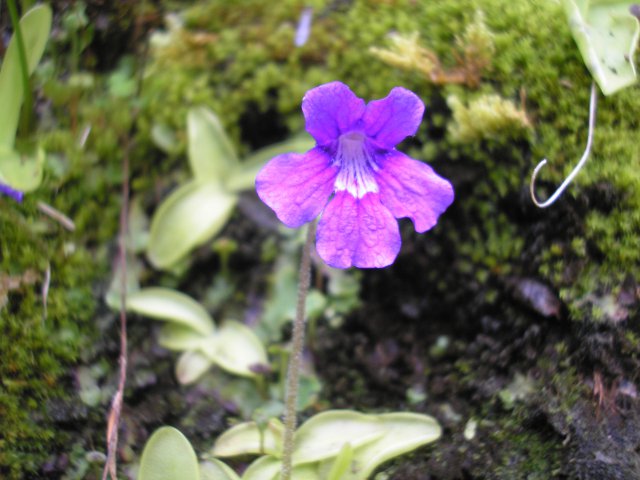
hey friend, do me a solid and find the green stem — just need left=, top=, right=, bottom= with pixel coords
left=280, top=220, right=317, bottom=480
left=7, top=0, right=33, bottom=137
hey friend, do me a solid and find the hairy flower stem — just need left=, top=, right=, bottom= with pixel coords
left=280, top=220, right=317, bottom=480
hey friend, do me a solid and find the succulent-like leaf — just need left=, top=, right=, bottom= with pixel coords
left=240, top=456, right=281, bottom=480
left=292, top=411, right=384, bottom=465
left=0, top=4, right=52, bottom=148
left=204, top=321, right=269, bottom=377
left=211, top=419, right=284, bottom=458
left=343, top=412, right=442, bottom=479
left=563, top=0, right=640, bottom=95
left=176, top=350, right=213, bottom=384
left=138, top=427, right=200, bottom=480
left=151, top=123, right=180, bottom=154
left=323, top=442, right=354, bottom=480
left=188, top=107, right=239, bottom=181
left=127, top=288, right=215, bottom=335
left=241, top=457, right=320, bottom=480
left=287, top=464, right=321, bottom=480
left=0, top=146, right=44, bottom=192
left=199, top=460, right=241, bottom=480
left=147, top=180, right=237, bottom=269
left=158, top=324, right=212, bottom=352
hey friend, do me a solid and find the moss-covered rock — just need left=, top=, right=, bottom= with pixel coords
left=141, top=0, right=639, bottom=322
left=0, top=201, right=109, bottom=478
left=3, top=0, right=639, bottom=477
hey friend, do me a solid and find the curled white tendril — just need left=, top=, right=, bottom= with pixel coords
left=530, top=82, right=598, bottom=208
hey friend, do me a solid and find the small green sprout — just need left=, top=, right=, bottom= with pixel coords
left=146, top=107, right=314, bottom=270
left=137, top=410, right=442, bottom=480
left=126, top=287, right=268, bottom=384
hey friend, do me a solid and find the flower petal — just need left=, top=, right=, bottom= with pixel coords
left=302, top=82, right=366, bottom=145
left=255, top=148, right=338, bottom=228
left=375, top=151, right=454, bottom=232
left=316, top=191, right=400, bottom=269
left=363, top=87, right=425, bottom=149
left=0, top=182, right=24, bottom=202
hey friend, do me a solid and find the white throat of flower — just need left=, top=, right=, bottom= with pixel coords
left=333, top=131, right=379, bottom=198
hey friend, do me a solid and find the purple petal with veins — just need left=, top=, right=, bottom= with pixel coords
left=302, top=82, right=366, bottom=146
left=316, top=191, right=400, bottom=268
left=256, top=148, right=338, bottom=228
left=364, top=87, right=425, bottom=150
left=376, top=151, right=454, bottom=232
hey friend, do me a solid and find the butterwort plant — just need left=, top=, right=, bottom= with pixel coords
left=255, top=81, right=453, bottom=480
left=256, top=81, right=453, bottom=268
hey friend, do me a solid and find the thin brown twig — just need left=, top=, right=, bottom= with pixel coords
left=102, top=14, right=149, bottom=476
left=102, top=133, right=131, bottom=480
left=37, top=201, right=76, bottom=231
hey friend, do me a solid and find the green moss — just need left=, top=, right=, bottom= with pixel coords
left=492, top=427, right=563, bottom=479
left=0, top=206, right=106, bottom=478
left=1, top=77, right=125, bottom=480
left=447, top=93, right=531, bottom=143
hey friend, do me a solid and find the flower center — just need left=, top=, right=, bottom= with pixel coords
left=333, top=131, right=378, bottom=198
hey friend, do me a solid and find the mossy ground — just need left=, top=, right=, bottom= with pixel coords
left=0, top=165, right=117, bottom=476
left=2, top=0, right=639, bottom=478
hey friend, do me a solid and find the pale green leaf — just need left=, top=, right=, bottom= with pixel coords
left=127, top=287, right=215, bottom=335
left=226, top=134, right=314, bottom=192
left=158, top=324, right=212, bottom=352
left=147, top=180, right=237, bottom=269
left=240, top=456, right=281, bottom=480
left=240, top=458, right=320, bottom=480
left=188, top=107, right=239, bottom=181
left=0, top=146, right=44, bottom=191
left=288, top=465, right=321, bottom=480
left=0, top=4, right=52, bottom=148
left=563, top=0, right=640, bottom=95
left=211, top=419, right=284, bottom=458
left=176, top=350, right=213, bottom=384
left=199, top=460, right=241, bottom=480
left=151, top=123, right=180, bottom=154
left=344, top=412, right=442, bottom=479
left=204, top=321, right=268, bottom=377
left=138, top=427, right=200, bottom=480
left=292, top=411, right=384, bottom=465
left=323, top=442, right=354, bottom=480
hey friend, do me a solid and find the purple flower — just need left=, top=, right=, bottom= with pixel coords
left=256, top=81, right=454, bottom=269
left=0, top=183, right=23, bottom=202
